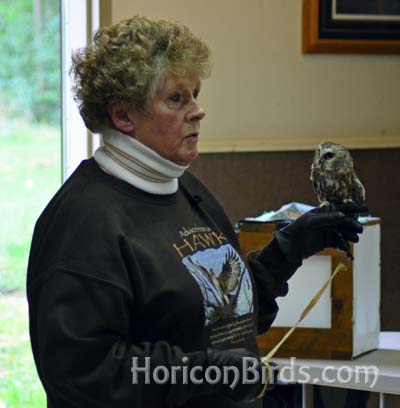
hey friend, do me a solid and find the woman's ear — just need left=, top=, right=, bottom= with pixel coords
left=108, top=103, right=135, bottom=134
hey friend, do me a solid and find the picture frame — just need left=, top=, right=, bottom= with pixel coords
left=302, top=0, right=400, bottom=54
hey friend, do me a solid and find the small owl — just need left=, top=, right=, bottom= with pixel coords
left=310, top=141, right=366, bottom=208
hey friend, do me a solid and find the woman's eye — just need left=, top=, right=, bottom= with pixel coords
left=169, top=93, right=182, bottom=103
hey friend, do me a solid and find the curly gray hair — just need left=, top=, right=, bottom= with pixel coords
left=70, top=15, right=212, bottom=132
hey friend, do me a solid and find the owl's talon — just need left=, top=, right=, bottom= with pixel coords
left=319, top=201, right=330, bottom=208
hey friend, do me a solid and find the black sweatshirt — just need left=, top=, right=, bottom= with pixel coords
left=27, top=158, right=299, bottom=408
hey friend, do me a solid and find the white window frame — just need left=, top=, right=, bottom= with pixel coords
left=61, top=0, right=100, bottom=181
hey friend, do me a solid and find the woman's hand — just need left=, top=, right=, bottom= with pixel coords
left=273, top=203, right=368, bottom=264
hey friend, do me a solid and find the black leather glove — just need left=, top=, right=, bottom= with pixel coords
left=274, top=203, right=368, bottom=264
left=205, top=348, right=275, bottom=403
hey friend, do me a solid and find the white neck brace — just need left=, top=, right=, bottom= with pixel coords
left=93, top=128, right=188, bottom=195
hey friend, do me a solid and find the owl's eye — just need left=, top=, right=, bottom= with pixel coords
left=323, top=152, right=334, bottom=160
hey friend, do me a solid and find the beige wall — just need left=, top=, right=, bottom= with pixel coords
left=108, top=1, right=400, bottom=151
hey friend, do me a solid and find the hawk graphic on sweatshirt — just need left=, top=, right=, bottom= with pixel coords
left=183, top=244, right=253, bottom=324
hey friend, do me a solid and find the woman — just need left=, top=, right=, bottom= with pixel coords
left=27, top=15, right=365, bottom=408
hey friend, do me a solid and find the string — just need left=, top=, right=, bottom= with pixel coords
left=257, top=256, right=349, bottom=398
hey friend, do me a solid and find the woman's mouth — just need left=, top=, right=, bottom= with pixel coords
left=185, top=132, right=199, bottom=141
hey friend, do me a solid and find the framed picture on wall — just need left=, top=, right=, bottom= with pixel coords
left=302, top=0, right=400, bottom=54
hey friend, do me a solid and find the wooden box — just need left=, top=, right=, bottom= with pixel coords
left=239, top=219, right=381, bottom=360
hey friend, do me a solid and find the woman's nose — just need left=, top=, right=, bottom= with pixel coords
left=188, top=101, right=206, bottom=122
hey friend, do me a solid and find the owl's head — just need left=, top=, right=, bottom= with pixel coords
left=313, top=141, right=353, bottom=172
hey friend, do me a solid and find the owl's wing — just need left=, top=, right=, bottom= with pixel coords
left=353, top=176, right=366, bottom=204
left=311, top=175, right=320, bottom=197
left=310, top=167, right=326, bottom=203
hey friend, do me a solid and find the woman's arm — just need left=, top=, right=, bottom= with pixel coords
left=247, top=238, right=300, bottom=334
left=32, top=269, right=267, bottom=407
left=33, top=270, right=204, bottom=407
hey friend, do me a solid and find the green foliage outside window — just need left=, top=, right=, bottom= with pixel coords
left=0, top=0, right=60, bottom=125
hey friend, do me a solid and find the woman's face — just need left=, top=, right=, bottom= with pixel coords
left=129, top=75, right=206, bottom=166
